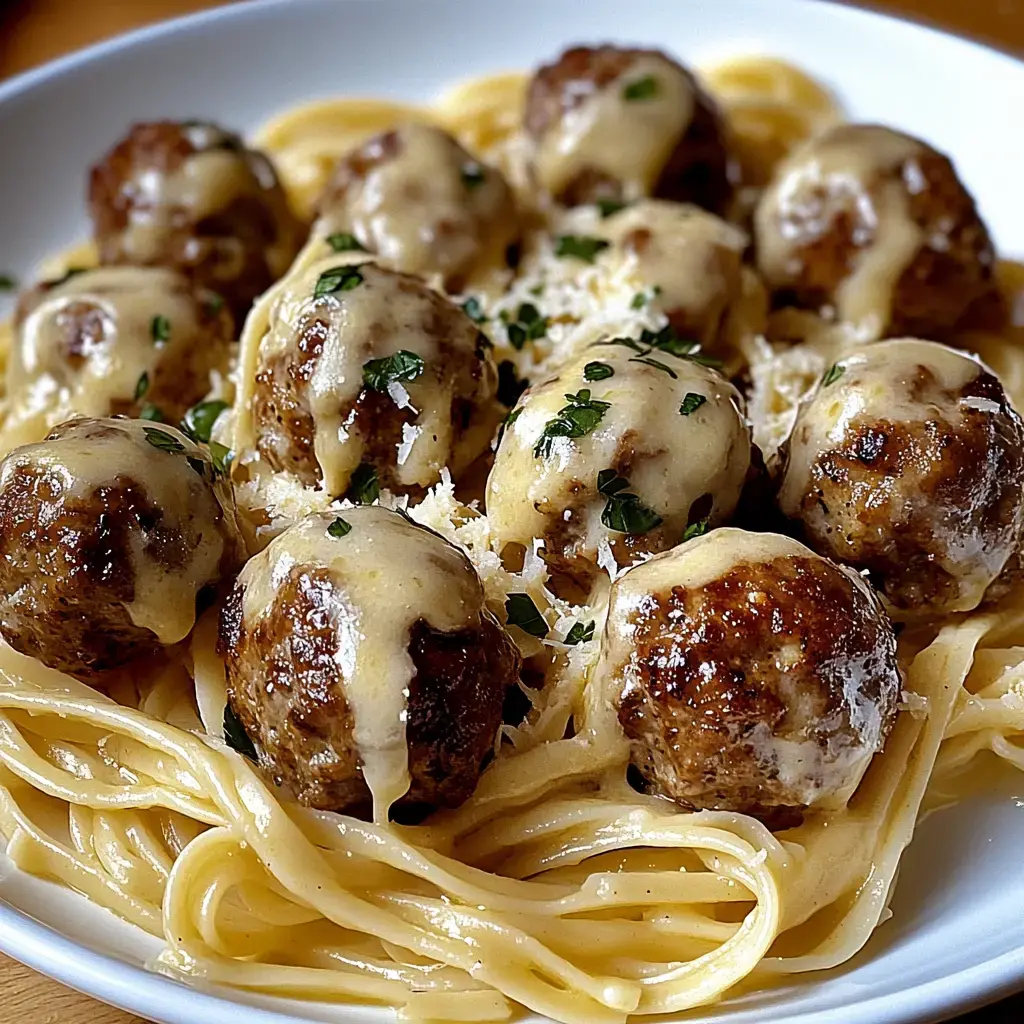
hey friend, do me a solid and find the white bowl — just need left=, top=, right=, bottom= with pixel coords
left=1, top=2, right=1024, bottom=1022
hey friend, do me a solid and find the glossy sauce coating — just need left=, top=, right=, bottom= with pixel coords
left=600, top=528, right=901, bottom=822
left=219, top=506, right=520, bottom=820
left=778, top=338, right=1024, bottom=617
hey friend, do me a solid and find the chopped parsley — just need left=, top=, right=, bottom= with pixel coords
left=461, top=296, right=487, bottom=324
left=460, top=162, right=486, bottom=189
left=631, top=356, right=677, bottom=378
left=597, top=326, right=722, bottom=373
left=150, top=315, right=171, bottom=346
left=506, top=302, right=548, bottom=350
left=223, top=704, right=257, bottom=761
left=583, top=361, right=614, bottom=382
left=497, top=360, right=528, bottom=407
left=205, top=292, right=225, bottom=316
left=143, top=426, right=184, bottom=454
left=327, top=516, right=352, bottom=538
left=554, top=234, right=610, bottom=264
left=623, top=75, right=659, bottom=101
left=679, top=393, right=707, bottom=416
left=598, top=469, right=663, bottom=535
left=345, top=463, right=380, bottom=505
left=182, top=399, right=229, bottom=444
left=0, top=273, right=16, bottom=291
left=683, top=518, right=710, bottom=542
left=822, top=363, right=846, bottom=387
left=326, top=232, right=368, bottom=253
left=134, top=372, right=150, bottom=401
left=208, top=441, right=233, bottom=476
left=533, top=389, right=611, bottom=458
left=630, top=292, right=648, bottom=310
left=505, top=593, right=548, bottom=638
left=564, top=620, right=595, bottom=645
left=362, top=350, right=425, bottom=391
left=314, top=264, right=365, bottom=298
left=596, top=198, right=627, bottom=218
left=140, top=403, right=165, bottom=422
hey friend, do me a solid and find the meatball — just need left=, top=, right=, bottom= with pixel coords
left=243, top=257, right=498, bottom=497
left=599, top=200, right=754, bottom=351
left=316, top=123, right=519, bottom=290
left=754, top=123, right=999, bottom=341
left=89, top=120, right=303, bottom=317
left=486, top=340, right=752, bottom=587
left=218, top=506, right=521, bottom=820
left=777, top=338, right=1024, bottom=618
left=3, top=266, right=233, bottom=448
left=525, top=45, right=734, bottom=212
left=601, top=528, right=901, bottom=823
left=0, top=417, right=242, bottom=683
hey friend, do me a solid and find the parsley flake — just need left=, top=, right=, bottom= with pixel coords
left=327, top=232, right=368, bottom=253
left=505, top=593, right=548, bottom=638
left=631, top=356, right=678, bottom=378
left=205, top=292, right=225, bottom=316
left=822, top=363, right=846, bottom=387
left=0, top=273, right=16, bottom=291
left=223, top=704, right=257, bottom=761
left=599, top=470, right=663, bottom=535
left=134, top=372, right=150, bottom=401
left=327, top=516, right=352, bottom=538
left=596, top=198, right=627, bottom=218
left=151, top=315, right=171, bottom=345
left=683, top=518, right=710, bottom=542
left=584, top=361, right=614, bottom=382
left=363, top=350, right=426, bottom=392
left=314, top=264, right=365, bottom=298
left=345, top=463, right=380, bottom=505
left=679, top=393, right=707, bottom=416
left=460, top=162, right=486, bottom=189
left=597, top=469, right=630, bottom=495
left=555, top=235, right=610, bottom=264
left=461, top=296, right=487, bottom=324
left=623, top=75, right=659, bottom=101
left=565, top=620, right=595, bottom=645
left=208, top=441, right=233, bottom=476
left=182, top=400, right=229, bottom=444
left=140, top=403, right=165, bottom=422
left=534, top=389, right=611, bottom=458
left=506, top=302, right=548, bottom=350
left=143, top=426, right=184, bottom=454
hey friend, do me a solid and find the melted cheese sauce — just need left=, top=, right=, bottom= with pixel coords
left=3, top=266, right=222, bottom=451
left=486, top=344, right=751, bottom=570
left=755, top=124, right=929, bottom=341
left=534, top=53, right=696, bottom=200
left=1, top=417, right=232, bottom=644
left=237, top=506, right=483, bottom=821
left=317, top=122, right=518, bottom=287
left=236, top=255, right=494, bottom=496
left=599, top=528, right=890, bottom=807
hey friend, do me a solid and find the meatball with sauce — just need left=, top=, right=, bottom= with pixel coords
left=486, top=340, right=752, bottom=587
left=243, top=257, right=498, bottom=497
left=89, top=120, right=303, bottom=317
left=316, top=122, right=520, bottom=290
left=218, top=505, right=521, bottom=820
left=525, top=45, right=735, bottom=213
left=601, top=528, right=901, bottom=824
left=3, top=266, right=233, bottom=448
left=777, top=338, right=1024, bottom=618
left=0, top=417, right=243, bottom=684
left=754, top=123, right=999, bottom=341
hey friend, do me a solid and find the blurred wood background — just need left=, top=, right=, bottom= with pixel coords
left=0, top=1, right=1022, bottom=1022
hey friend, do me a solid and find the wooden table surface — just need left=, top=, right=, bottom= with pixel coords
left=1, top=1, right=1024, bottom=1022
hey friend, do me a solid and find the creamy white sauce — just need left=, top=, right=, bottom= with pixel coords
left=236, top=506, right=483, bottom=822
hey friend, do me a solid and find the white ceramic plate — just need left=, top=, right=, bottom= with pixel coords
left=2, top=1, right=1024, bottom=1021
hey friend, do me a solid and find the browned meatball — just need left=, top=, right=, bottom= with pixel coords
left=777, top=339, right=1024, bottom=618
left=0, top=417, right=243, bottom=684
left=754, top=124, right=1000, bottom=341
left=316, top=123, right=519, bottom=290
left=600, top=528, right=901, bottom=825
left=245, top=258, right=498, bottom=497
left=525, top=45, right=734, bottom=213
left=218, top=506, right=521, bottom=819
left=4, top=266, right=233, bottom=447
left=89, top=120, right=303, bottom=317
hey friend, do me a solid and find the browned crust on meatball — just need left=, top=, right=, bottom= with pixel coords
left=763, top=139, right=999, bottom=338
left=782, top=369, right=1024, bottom=613
left=219, top=566, right=521, bottom=814
left=525, top=46, right=734, bottom=214
left=617, top=554, right=900, bottom=824
left=89, top=121, right=302, bottom=317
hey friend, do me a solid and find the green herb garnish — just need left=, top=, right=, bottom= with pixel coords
left=505, top=593, right=548, bottom=638
left=596, top=199, right=627, bottom=218
left=140, top=403, right=165, bottom=422
left=345, top=463, right=380, bottom=505
left=362, top=350, right=426, bottom=392
left=223, top=704, right=257, bottom=761
left=631, top=356, right=678, bottom=378
left=314, top=264, right=365, bottom=298
left=506, top=302, right=548, bottom=351
left=554, top=234, right=610, bottom=264
left=534, top=389, right=611, bottom=458
left=134, top=372, right=150, bottom=401
left=182, top=400, right=229, bottom=444
left=326, top=232, right=368, bottom=253
left=327, top=516, right=352, bottom=538
left=0, top=273, right=17, bottom=291
left=599, top=469, right=663, bottom=535
left=143, top=426, right=184, bottom=454
left=151, top=315, right=171, bottom=345
left=565, top=620, right=595, bottom=645
left=583, top=361, right=614, bottom=382
left=679, top=393, right=707, bottom=416
left=209, top=441, right=233, bottom=476
left=460, top=162, right=486, bottom=189
left=461, top=296, right=487, bottom=324
left=822, top=363, right=846, bottom=387
left=683, top=518, right=710, bottom=542
left=623, top=75, right=659, bottom=101
left=205, top=292, right=225, bottom=316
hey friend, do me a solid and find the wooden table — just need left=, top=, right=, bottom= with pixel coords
left=2, top=1, right=1024, bottom=1022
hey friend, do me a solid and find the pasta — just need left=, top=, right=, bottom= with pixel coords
left=0, top=50, right=1022, bottom=1024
